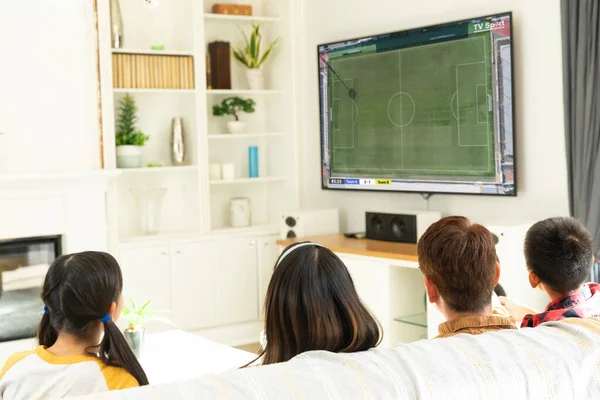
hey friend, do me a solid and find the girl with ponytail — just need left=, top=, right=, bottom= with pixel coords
left=0, top=251, right=148, bottom=399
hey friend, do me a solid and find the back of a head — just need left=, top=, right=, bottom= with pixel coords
left=38, top=251, right=148, bottom=385
left=40, top=252, right=122, bottom=338
left=260, top=242, right=381, bottom=365
left=524, top=217, right=593, bottom=293
left=417, top=216, right=497, bottom=313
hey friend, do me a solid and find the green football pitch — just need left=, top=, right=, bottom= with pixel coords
left=328, top=34, right=496, bottom=178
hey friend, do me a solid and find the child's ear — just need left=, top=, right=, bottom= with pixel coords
left=109, top=301, right=117, bottom=320
left=494, top=262, right=501, bottom=286
left=423, top=276, right=439, bottom=304
left=528, top=270, right=541, bottom=289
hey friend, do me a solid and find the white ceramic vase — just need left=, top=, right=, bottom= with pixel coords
left=116, top=145, right=142, bottom=168
left=230, top=197, right=251, bottom=228
left=246, top=69, right=264, bottom=90
left=227, top=121, right=247, bottom=134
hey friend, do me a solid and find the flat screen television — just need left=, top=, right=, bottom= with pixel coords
left=318, top=12, right=515, bottom=196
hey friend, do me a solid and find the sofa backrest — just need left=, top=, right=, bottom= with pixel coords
left=76, top=318, right=600, bottom=399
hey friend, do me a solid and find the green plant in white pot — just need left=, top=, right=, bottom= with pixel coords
left=115, top=94, right=149, bottom=168
left=212, top=97, right=256, bottom=134
left=233, top=24, right=280, bottom=90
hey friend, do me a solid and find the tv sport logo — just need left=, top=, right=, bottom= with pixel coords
left=473, top=20, right=505, bottom=32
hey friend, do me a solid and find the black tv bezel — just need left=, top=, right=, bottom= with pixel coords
left=317, top=11, right=517, bottom=197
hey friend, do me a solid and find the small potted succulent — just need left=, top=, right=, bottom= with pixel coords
left=115, top=94, right=149, bottom=168
left=212, top=97, right=256, bottom=134
left=121, top=298, right=159, bottom=357
left=232, top=24, right=280, bottom=90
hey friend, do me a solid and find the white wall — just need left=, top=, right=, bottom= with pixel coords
left=0, top=0, right=100, bottom=174
left=298, top=0, right=569, bottom=233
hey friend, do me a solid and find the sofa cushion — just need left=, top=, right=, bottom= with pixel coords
left=74, top=318, right=600, bottom=399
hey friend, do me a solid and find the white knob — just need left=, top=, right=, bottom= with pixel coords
left=176, top=250, right=182, bottom=254
left=160, top=251, right=168, bottom=256
left=249, top=241, right=256, bottom=248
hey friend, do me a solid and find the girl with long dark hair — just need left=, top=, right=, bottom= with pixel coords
left=0, top=251, right=148, bottom=399
left=248, top=242, right=382, bottom=366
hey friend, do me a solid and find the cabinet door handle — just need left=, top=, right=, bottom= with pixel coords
left=249, top=241, right=256, bottom=248
left=160, top=251, right=168, bottom=256
left=264, top=242, right=269, bottom=247
left=175, top=250, right=182, bottom=255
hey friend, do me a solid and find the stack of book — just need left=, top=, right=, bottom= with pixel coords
left=112, top=53, right=195, bottom=89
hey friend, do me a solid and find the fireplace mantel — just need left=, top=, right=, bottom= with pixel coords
left=0, top=169, right=120, bottom=253
left=0, top=170, right=121, bottom=192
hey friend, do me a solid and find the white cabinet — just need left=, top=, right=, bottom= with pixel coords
left=217, top=237, right=259, bottom=325
left=341, top=256, right=392, bottom=346
left=119, top=233, right=277, bottom=333
left=257, top=235, right=280, bottom=318
left=119, top=245, right=172, bottom=313
left=170, top=240, right=218, bottom=330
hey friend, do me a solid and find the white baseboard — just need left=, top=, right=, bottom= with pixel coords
left=191, top=321, right=263, bottom=347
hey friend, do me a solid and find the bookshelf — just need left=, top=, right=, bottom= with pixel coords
left=98, top=0, right=299, bottom=240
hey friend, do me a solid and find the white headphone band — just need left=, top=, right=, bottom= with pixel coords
left=276, top=242, right=325, bottom=267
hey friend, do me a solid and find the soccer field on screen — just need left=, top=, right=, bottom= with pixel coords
left=328, top=34, right=496, bottom=178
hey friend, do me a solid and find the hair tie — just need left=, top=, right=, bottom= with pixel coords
left=43, top=306, right=49, bottom=314
left=99, top=314, right=111, bottom=323
left=276, top=242, right=325, bottom=267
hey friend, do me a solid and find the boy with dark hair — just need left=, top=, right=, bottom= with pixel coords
left=500, top=217, right=600, bottom=327
left=418, top=216, right=516, bottom=338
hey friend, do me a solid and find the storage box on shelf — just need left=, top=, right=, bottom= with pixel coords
left=203, top=0, right=277, bottom=20
left=112, top=50, right=195, bottom=90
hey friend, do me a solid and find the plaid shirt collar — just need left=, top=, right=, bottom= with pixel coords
left=520, top=283, right=600, bottom=328
left=544, top=284, right=595, bottom=312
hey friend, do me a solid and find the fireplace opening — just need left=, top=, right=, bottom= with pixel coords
left=0, top=235, right=62, bottom=342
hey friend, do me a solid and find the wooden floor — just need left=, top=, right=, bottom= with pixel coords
left=235, top=342, right=261, bottom=355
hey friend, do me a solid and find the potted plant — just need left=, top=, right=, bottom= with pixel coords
left=212, top=97, right=256, bottom=134
left=121, top=298, right=159, bottom=357
left=115, top=94, right=149, bottom=168
left=232, top=24, right=280, bottom=90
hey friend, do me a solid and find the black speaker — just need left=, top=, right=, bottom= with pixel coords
left=365, top=212, right=417, bottom=243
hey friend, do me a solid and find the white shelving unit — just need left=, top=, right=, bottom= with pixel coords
left=118, top=165, right=198, bottom=174
left=98, top=0, right=299, bottom=240
left=112, top=48, right=195, bottom=56
left=113, top=88, right=196, bottom=94
left=207, top=89, right=284, bottom=95
left=203, top=13, right=281, bottom=23
left=209, top=177, right=288, bottom=185
left=95, top=0, right=299, bottom=344
left=208, top=132, right=286, bottom=139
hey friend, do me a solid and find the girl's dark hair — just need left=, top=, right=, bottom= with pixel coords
left=38, top=251, right=148, bottom=386
left=248, top=242, right=382, bottom=366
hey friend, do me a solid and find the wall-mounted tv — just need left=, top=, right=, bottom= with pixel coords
left=318, top=12, right=515, bottom=196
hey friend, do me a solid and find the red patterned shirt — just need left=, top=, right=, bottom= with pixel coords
left=521, top=283, right=600, bottom=328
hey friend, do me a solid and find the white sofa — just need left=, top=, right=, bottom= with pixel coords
left=75, top=318, right=600, bottom=399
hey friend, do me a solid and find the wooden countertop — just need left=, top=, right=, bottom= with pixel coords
left=276, top=234, right=418, bottom=263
